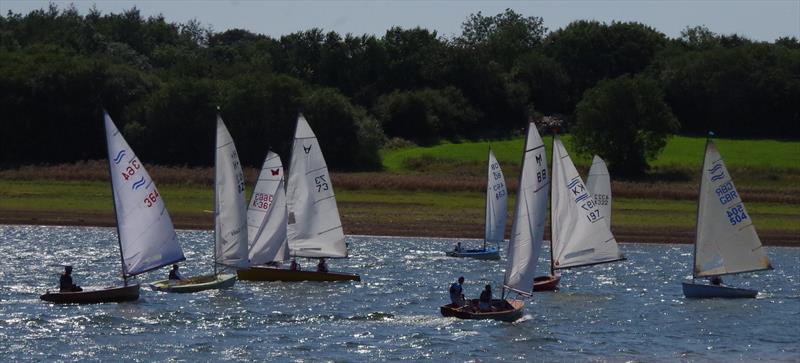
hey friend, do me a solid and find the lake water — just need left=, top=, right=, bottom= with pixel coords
left=1, top=225, right=798, bottom=362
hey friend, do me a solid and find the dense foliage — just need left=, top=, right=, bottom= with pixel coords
left=1, top=5, right=798, bottom=171
left=574, top=75, right=680, bottom=176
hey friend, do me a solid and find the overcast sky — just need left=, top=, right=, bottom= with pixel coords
left=2, top=0, right=799, bottom=41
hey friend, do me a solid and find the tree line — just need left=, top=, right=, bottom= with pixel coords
left=1, top=5, right=798, bottom=174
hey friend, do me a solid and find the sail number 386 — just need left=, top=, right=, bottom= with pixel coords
left=143, top=189, right=160, bottom=208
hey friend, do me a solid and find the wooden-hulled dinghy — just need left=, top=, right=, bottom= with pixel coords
left=238, top=114, right=360, bottom=282
left=40, top=284, right=140, bottom=304
left=533, top=274, right=561, bottom=291
left=237, top=267, right=360, bottom=282
left=440, top=123, right=545, bottom=322
left=42, top=112, right=185, bottom=304
left=440, top=299, right=523, bottom=323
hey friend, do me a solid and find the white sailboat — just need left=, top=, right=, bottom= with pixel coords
left=42, top=111, right=186, bottom=303
left=682, top=136, right=772, bottom=298
left=150, top=115, right=245, bottom=292
left=586, top=155, right=612, bottom=229
left=242, top=114, right=359, bottom=282
left=534, top=135, right=625, bottom=291
left=440, top=122, right=543, bottom=322
left=446, top=148, right=507, bottom=260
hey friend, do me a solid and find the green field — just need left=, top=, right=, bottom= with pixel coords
left=2, top=180, right=798, bottom=237
left=382, top=135, right=800, bottom=172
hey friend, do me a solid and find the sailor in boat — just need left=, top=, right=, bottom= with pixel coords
left=317, top=258, right=329, bottom=273
left=168, top=264, right=183, bottom=281
left=709, top=276, right=723, bottom=286
left=449, top=276, right=465, bottom=306
left=290, top=258, right=301, bottom=271
left=59, top=266, right=82, bottom=292
left=479, top=285, right=494, bottom=312
left=453, top=242, right=462, bottom=252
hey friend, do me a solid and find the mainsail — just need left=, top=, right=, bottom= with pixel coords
left=550, top=136, right=624, bottom=270
left=693, top=139, right=771, bottom=277
left=485, top=149, right=508, bottom=243
left=214, top=116, right=249, bottom=269
left=286, top=114, right=347, bottom=258
left=586, top=155, right=612, bottom=228
left=503, top=123, right=548, bottom=295
left=247, top=151, right=289, bottom=265
left=104, top=112, right=185, bottom=277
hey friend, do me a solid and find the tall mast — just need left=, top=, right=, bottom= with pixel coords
left=213, top=112, right=219, bottom=277
left=483, top=145, right=490, bottom=250
left=549, top=132, right=556, bottom=277
left=103, top=110, right=128, bottom=286
left=692, top=132, right=712, bottom=280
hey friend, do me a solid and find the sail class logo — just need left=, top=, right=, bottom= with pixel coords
left=131, top=176, right=146, bottom=190
left=303, top=144, right=312, bottom=154
left=709, top=163, right=725, bottom=182
left=271, top=169, right=280, bottom=176
left=113, top=150, right=127, bottom=164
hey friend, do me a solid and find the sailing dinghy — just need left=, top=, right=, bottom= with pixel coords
left=150, top=116, right=246, bottom=292
left=238, top=114, right=359, bottom=282
left=440, top=123, right=543, bottom=322
left=41, top=112, right=186, bottom=303
left=446, top=148, right=507, bottom=260
left=682, top=136, right=771, bottom=298
left=533, top=136, right=625, bottom=291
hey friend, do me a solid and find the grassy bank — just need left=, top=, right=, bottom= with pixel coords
left=1, top=179, right=797, bottom=245
left=1, top=135, right=797, bottom=244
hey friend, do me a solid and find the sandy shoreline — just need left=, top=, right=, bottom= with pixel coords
left=2, top=209, right=797, bottom=247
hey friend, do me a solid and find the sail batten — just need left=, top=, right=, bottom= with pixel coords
left=503, top=123, right=548, bottom=295
left=485, top=149, right=508, bottom=243
left=214, top=116, right=249, bottom=269
left=286, top=114, right=348, bottom=258
left=247, top=151, right=289, bottom=265
left=104, top=112, right=185, bottom=277
left=550, top=136, right=623, bottom=269
left=693, top=139, right=771, bottom=277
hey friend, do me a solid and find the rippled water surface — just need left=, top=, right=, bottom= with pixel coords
left=1, top=225, right=798, bottom=361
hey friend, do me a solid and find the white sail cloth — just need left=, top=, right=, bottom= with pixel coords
left=550, top=136, right=623, bottom=270
left=214, top=116, right=249, bottom=269
left=286, top=114, right=347, bottom=258
left=247, top=151, right=289, bottom=265
left=694, top=140, right=771, bottom=277
left=104, top=112, right=185, bottom=276
left=503, top=123, right=548, bottom=296
left=485, top=149, right=508, bottom=243
left=586, top=155, right=612, bottom=228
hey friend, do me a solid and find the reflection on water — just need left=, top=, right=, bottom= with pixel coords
left=0, top=225, right=798, bottom=361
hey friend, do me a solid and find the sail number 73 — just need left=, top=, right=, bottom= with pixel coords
left=315, top=175, right=329, bottom=192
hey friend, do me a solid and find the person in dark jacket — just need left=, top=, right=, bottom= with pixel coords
left=168, top=264, right=183, bottom=280
left=59, top=266, right=82, bottom=292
